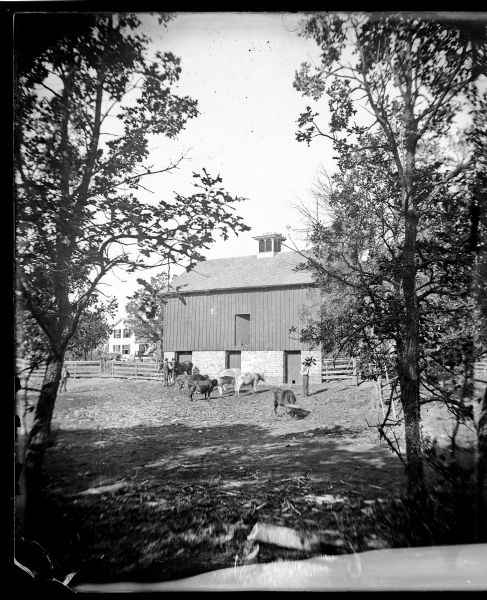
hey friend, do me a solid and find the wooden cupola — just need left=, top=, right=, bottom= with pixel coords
left=252, top=232, right=286, bottom=258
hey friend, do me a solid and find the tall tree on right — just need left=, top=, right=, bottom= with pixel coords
left=294, top=13, right=486, bottom=500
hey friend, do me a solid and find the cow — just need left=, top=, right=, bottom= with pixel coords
left=272, top=388, right=297, bottom=415
left=176, top=372, right=209, bottom=392
left=190, top=373, right=210, bottom=382
left=188, top=378, right=219, bottom=401
left=163, top=359, right=192, bottom=384
left=235, top=372, right=265, bottom=397
left=176, top=360, right=193, bottom=376
left=216, top=368, right=241, bottom=396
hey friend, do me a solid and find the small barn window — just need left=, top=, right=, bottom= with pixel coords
left=113, top=345, right=121, bottom=352
left=259, top=239, right=265, bottom=253
left=235, top=314, right=251, bottom=346
left=123, top=328, right=131, bottom=338
left=113, top=329, right=121, bottom=338
left=265, top=238, right=272, bottom=252
left=122, top=345, right=130, bottom=355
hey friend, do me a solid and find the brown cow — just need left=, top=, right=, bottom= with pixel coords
left=272, top=388, right=297, bottom=415
left=188, top=379, right=218, bottom=401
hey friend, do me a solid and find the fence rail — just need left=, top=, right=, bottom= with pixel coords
left=16, top=358, right=487, bottom=388
left=322, top=357, right=357, bottom=382
left=110, top=361, right=162, bottom=379
left=65, top=360, right=101, bottom=378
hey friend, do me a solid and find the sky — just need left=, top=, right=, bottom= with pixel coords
left=102, top=12, right=335, bottom=310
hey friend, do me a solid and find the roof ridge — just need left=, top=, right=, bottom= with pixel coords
left=192, top=250, right=299, bottom=263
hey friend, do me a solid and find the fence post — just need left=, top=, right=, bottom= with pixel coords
left=353, top=357, right=358, bottom=386
left=376, top=377, right=385, bottom=418
left=73, top=362, right=77, bottom=379
left=135, top=361, right=138, bottom=379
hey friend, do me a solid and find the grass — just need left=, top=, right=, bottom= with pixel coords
left=15, top=376, right=483, bottom=585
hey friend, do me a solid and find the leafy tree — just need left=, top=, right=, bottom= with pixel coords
left=67, top=299, right=117, bottom=359
left=14, top=11, right=250, bottom=517
left=125, top=275, right=168, bottom=347
left=293, top=12, right=486, bottom=499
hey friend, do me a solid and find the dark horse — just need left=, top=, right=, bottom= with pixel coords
left=173, top=361, right=193, bottom=376
left=160, top=359, right=193, bottom=383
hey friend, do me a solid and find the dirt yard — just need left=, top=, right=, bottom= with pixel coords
left=15, top=376, right=474, bottom=585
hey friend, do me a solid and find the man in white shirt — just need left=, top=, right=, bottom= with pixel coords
left=300, top=356, right=316, bottom=397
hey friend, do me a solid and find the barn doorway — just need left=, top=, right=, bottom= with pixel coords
left=176, top=351, right=192, bottom=363
left=226, top=351, right=241, bottom=370
left=285, top=351, right=301, bottom=384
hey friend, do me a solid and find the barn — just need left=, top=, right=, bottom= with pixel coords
left=162, top=233, right=322, bottom=385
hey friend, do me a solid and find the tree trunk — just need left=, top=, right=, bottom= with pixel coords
left=398, top=64, right=425, bottom=502
left=475, top=387, right=487, bottom=539
left=400, top=206, right=425, bottom=501
left=22, top=355, right=63, bottom=534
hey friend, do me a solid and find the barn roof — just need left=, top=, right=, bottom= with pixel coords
left=169, top=251, right=314, bottom=293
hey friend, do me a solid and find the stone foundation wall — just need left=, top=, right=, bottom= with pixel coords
left=191, top=351, right=226, bottom=377
left=163, top=349, right=323, bottom=385
left=241, top=351, right=284, bottom=385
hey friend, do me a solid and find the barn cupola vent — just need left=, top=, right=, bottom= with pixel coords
left=252, top=233, right=286, bottom=258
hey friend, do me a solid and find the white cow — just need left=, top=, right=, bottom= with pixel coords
left=235, top=372, right=265, bottom=397
left=216, top=368, right=241, bottom=396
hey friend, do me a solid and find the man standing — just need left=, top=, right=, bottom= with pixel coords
left=59, top=364, right=70, bottom=393
left=167, top=357, right=175, bottom=385
left=300, top=356, right=316, bottom=397
left=162, top=358, right=169, bottom=386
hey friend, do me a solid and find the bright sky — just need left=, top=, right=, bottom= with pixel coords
left=102, top=11, right=334, bottom=310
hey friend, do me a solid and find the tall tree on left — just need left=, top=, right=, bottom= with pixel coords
left=14, top=12, right=250, bottom=524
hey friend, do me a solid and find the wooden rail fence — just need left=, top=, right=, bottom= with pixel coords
left=110, top=361, right=162, bottom=380
left=322, top=356, right=357, bottom=383
left=16, top=358, right=487, bottom=389
left=16, top=359, right=164, bottom=388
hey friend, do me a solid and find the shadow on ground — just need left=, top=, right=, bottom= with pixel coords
left=44, top=421, right=404, bottom=494
left=28, top=420, right=406, bottom=584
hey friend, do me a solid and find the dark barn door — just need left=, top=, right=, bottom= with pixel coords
left=285, top=351, right=301, bottom=384
left=226, top=351, right=241, bottom=370
left=177, top=351, right=192, bottom=363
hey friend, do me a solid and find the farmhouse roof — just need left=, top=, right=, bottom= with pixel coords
left=170, top=251, right=314, bottom=293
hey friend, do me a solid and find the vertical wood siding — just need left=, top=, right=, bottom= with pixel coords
left=163, top=286, right=317, bottom=351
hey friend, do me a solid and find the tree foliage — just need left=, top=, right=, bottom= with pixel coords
left=293, top=12, right=487, bottom=498
left=14, top=12, right=250, bottom=507
left=67, top=299, right=118, bottom=359
left=125, top=275, right=167, bottom=344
